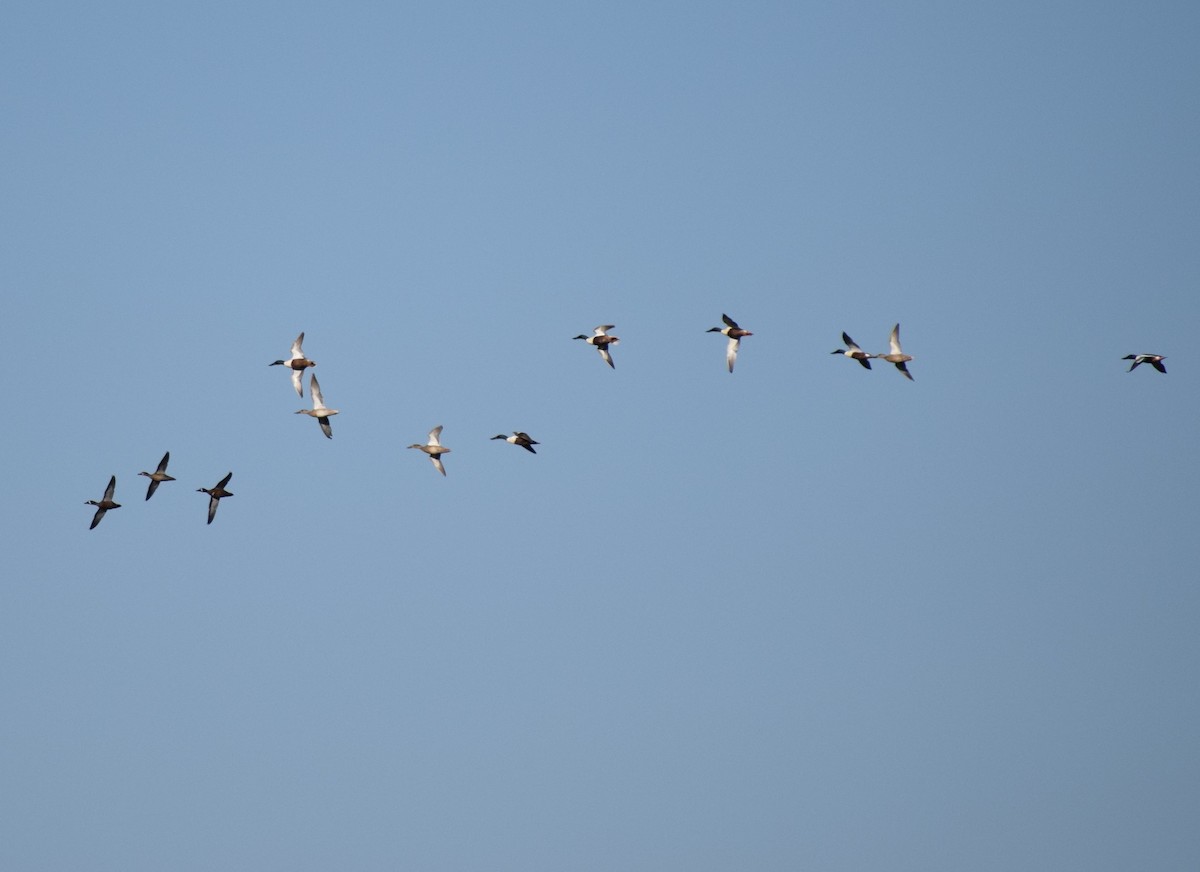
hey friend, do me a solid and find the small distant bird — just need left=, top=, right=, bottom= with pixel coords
left=1122, top=353, right=1166, bottom=373
left=572, top=325, right=619, bottom=369
left=138, top=451, right=176, bottom=500
left=706, top=314, right=753, bottom=373
left=295, top=373, right=338, bottom=438
left=197, top=472, right=234, bottom=525
left=408, top=425, right=451, bottom=476
left=830, top=331, right=872, bottom=370
left=85, top=475, right=121, bottom=529
left=269, top=332, right=316, bottom=397
left=876, top=323, right=914, bottom=380
left=491, top=431, right=539, bottom=454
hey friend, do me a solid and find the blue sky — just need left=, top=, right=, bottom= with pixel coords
left=3, top=2, right=1199, bottom=869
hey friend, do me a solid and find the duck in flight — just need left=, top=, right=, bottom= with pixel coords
left=876, top=323, right=914, bottom=380
left=831, top=331, right=872, bottom=370
left=295, top=373, right=338, bottom=438
left=491, top=431, right=539, bottom=454
left=1122, top=353, right=1166, bottom=373
left=197, top=472, right=234, bottom=525
left=138, top=452, right=176, bottom=500
left=408, top=425, right=451, bottom=476
left=572, top=325, right=619, bottom=369
left=707, top=314, right=753, bottom=373
left=86, top=475, right=121, bottom=529
left=269, top=332, right=316, bottom=397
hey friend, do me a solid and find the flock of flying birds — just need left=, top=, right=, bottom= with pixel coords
left=83, top=320, right=1169, bottom=529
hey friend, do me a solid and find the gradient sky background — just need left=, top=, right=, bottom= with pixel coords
left=3, top=2, right=1199, bottom=870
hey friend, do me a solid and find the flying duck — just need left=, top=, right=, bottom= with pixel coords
left=295, top=373, right=338, bottom=438
left=706, top=314, right=753, bottom=373
left=830, top=332, right=873, bottom=370
left=85, top=475, right=121, bottom=529
left=408, top=425, right=451, bottom=476
left=1122, top=354, right=1166, bottom=373
left=197, top=472, right=234, bottom=525
left=269, top=332, right=316, bottom=397
left=876, top=323, right=914, bottom=380
left=572, top=325, right=619, bottom=369
left=138, top=451, right=176, bottom=500
left=491, top=431, right=539, bottom=454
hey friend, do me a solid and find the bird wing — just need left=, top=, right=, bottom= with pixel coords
left=207, top=495, right=219, bottom=524
left=90, top=507, right=106, bottom=529
left=318, top=416, right=332, bottom=439
left=431, top=455, right=446, bottom=476
left=103, top=476, right=116, bottom=502
left=217, top=471, right=233, bottom=489
left=594, top=324, right=615, bottom=335
left=889, top=323, right=903, bottom=355
left=156, top=452, right=171, bottom=474
left=146, top=479, right=160, bottom=500
left=598, top=346, right=615, bottom=368
left=722, top=313, right=739, bottom=329
left=290, top=332, right=305, bottom=359
left=428, top=425, right=443, bottom=446
left=726, top=337, right=739, bottom=373
left=842, top=332, right=861, bottom=351
left=291, top=368, right=304, bottom=397
left=309, top=374, right=325, bottom=409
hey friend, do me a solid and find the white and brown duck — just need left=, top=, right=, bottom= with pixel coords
left=269, top=332, right=316, bottom=397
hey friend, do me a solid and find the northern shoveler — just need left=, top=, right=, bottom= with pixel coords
left=572, top=325, right=619, bottom=369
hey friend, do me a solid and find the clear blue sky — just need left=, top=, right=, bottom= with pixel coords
left=3, top=2, right=1199, bottom=869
